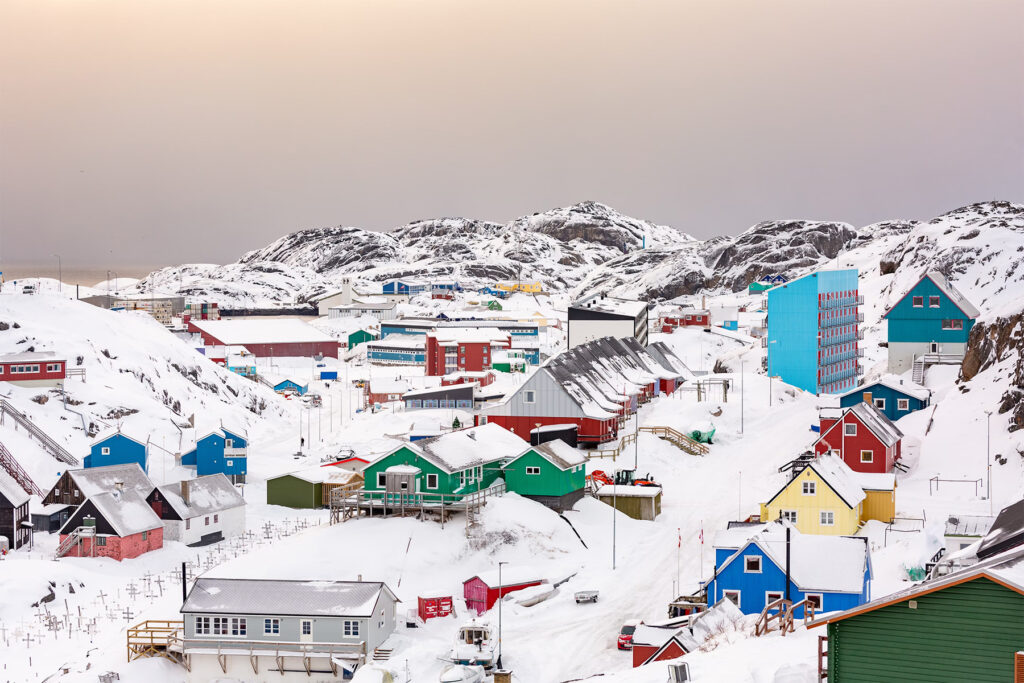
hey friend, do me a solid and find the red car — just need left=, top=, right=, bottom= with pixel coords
left=617, top=619, right=641, bottom=650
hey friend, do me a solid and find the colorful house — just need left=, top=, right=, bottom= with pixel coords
left=0, top=470, right=31, bottom=551
left=660, top=309, right=710, bottom=332
left=83, top=429, right=148, bottom=472
left=272, top=378, right=308, bottom=396
left=347, top=329, right=379, bottom=349
left=813, top=402, right=903, bottom=474
left=501, top=439, right=587, bottom=511
left=630, top=625, right=699, bottom=668
left=811, top=546, right=1024, bottom=682
left=766, top=269, right=863, bottom=395
left=57, top=488, right=163, bottom=560
left=837, top=375, right=930, bottom=423
left=362, top=424, right=528, bottom=503
left=366, top=334, right=426, bottom=366
left=382, top=279, right=428, bottom=297
left=463, top=569, right=545, bottom=614
left=180, top=426, right=248, bottom=484
left=424, top=329, right=509, bottom=376
left=0, top=351, right=67, bottom=387
left=883, top=270, right=981, bottom=373
left=266, top=466, right=363, bottom=509
left=760, top=455, right=896, bottom=534
left=705, top=523, right=871, bottom=617
left=225, top=348, right=257, bottom=379
left=42, top=463, right=153, bottom=508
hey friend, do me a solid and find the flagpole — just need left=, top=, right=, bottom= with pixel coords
left=699, top=520, right=704, bottom=579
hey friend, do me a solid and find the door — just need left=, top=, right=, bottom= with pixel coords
left=929, top=342, right=939, bottom=353
left=300, top=619, right=313, bottom=642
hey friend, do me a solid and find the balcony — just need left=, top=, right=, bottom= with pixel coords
left=224, top=447, right=247, bottom=457
left=818, top=295, right=861, bottom=311
left=819, top=315, right=860, bottom=329
left=818, top=330, right=861, bottom=348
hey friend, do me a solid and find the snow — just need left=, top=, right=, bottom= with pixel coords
left=416, top=423, right=529, bottom=472
left=182, top=577, right=388, bottom=617
left=190, top=318, right=336, bottom=344
left=0, top=350, right=62, bottom=363
left=68, top=464, right=154, bottom=498
left=76, top=489, right=163, bottom=537
left=0, top=469, right=30, bottom=506
left=597, top=485, right=662, bottom=498
left=528, top=439, right=588, bottom=469
left=156, top=475, right=245, bottom=518
left=807, top=455, right=868, bottom=507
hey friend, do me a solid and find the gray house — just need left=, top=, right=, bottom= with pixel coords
left=180, top=577, right=399, bottom=680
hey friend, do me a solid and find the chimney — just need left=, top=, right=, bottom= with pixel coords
left=357, top=574, right=363, bottom=582
left=181, top=479, right=190, bottom=506
left=112, top=480, right=124, bottom=500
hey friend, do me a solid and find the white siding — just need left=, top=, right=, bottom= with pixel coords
left=168, top=504, right=246, bottom=546
left=485, top=370, right=588, bottom=419
left=568, top=318, right=637, bottom=349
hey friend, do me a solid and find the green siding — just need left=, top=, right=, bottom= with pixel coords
left=829, top=577, right=1024, bottom=682
left=503, top=450, right=584, bottom=497
left=266, top=476, right=322, bottom=509
left=363, top=446, right=503, bottom=496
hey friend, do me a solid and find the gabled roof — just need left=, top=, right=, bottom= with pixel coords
left=716, top=524, right=870, bottom=594
left=816, top=402, right=903, bottom=448
left=66, top=464, right=154, bottom=498
left=642, top=633, right=700, bottom=664
left=883, top=270, right=981, bottom=320
left=808, top=545, right=1024, bottom=628
left=181, top=578, right=398, bottom=617
left=415, top=424, right=528, bottom=473
left=91, top=428, right=147, bottom=448
left=764, top=454, right=866, bottom=510
left=0, top=469, right=29, bottom=507
left=838, top=375, right=931, bottom=402
left=273, top=466, right=363, bottom=485
left=509, top=439, right=587, bottom=471
left=978, top=498, right=1024, bottom=560
left=155, top=474, right=245, bottom=519
left=63, top=489, right=163, bottom=536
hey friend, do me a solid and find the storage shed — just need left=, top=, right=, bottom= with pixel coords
left=595, top=485, right=662, bottom=521
left=463, top=570, right=545, bottom=615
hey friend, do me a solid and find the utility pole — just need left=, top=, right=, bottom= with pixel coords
left=986, top=411, right=992, bottom=514
left=53, top=254, right=61, bottom=293
left=740, top=361, right=745, bottom=434
left=497, top=560, right=507, bottom=669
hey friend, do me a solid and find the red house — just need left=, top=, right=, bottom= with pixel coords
left=463, top=572, right=544, bottom=615
left=417, top=593, right=455, bottom=621
left=442, top=371, right=496, bottom=388
left=425, top=329, right=510, bottom=377
left=57, top=489, right=163, bottom=561
left=813, top=402, right=904, bottom=474
left=630, top=625, right=698, bottom=667
left=660, top=309, right=710, bottom=333
left=0, top=351, right=66, bottom=387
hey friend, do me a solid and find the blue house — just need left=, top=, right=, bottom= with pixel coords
left=181, top=426, right=248, bottom=484
left=704, top=523, right=871, bottom=618
left=83, top=430, right=148, bottom=472
left=766, top=269, right=863, bottom=395
left=838, top=375, right=931, bottom=422
left=382, top=279, right=428, bottom=297
left=273, top=378, right=308, bottom=396
left=882, top=271, right=981, bottom=373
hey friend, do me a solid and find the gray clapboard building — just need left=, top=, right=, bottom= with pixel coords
left=180, top=577, right=399, bottom=681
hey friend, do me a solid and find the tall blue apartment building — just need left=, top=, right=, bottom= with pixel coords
left=766, top=269, right=863, bottom=395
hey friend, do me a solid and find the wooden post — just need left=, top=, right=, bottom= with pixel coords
left=493, top=671, right=512, bottom=683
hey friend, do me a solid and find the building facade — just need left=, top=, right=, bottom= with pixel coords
left=501, top=441, right=587, bottom=511
left=766, top=269, right=863, bottom=395
left=83, top=431, right=148, bottom=472
left=0, top=352, right=67, bottom=387
left=567, top=294, right=649, bottom=349
left=0, top=470, right=31, bottom=550
left=813, top=403, right=903, bottom=474
left=181, top=427, right=248, bottom=483
left=147, top=475, right=245, bottom=546
left=837, top=376, right=930, bottom=423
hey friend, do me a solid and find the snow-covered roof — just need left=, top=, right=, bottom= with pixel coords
left=430, top=329, right=510, bottom=345
left=631, top=624, right=685, bottom=648
left=368, top=334, right=425, bottom=350
left=80, top=489, right=163, bottom=536
left=945, top=514, right=996, bottom=537
left=817, top=402, right=903, bottom=448
left=722, top=524, right=869, bottom=593
left=883, top=270, right=982, bottom=319
left=807, top=455, right=868, bottom=508
left=368, top=378, right=413, bottom=394
left=530, top=423, right=577, bottom=433
left=519, top=440, right=587, bottom=470
left=0, top=470, right=29, bottom=507
left=415, top=424, right=529, bottom=473
left=466, top=565, right=549, bottom=588
left=155, top=475, right=245, bottom=519
left=0, top=351, right=61, bottom=363
left=275, top=466, right=363, bottom=485
left=839, top=375, right=930, bottom=402
left=713, top=523, right=770, bottom=550
left=67, top=464, right=154, bottom=498
left=330, top=301, right=397, bottom=312
left=596, top=485, right=661, bottom=497
left=190, top=319, right=335, bottom=345
left=182, top=578, right=396, bottom=617
left=402, top=384, right=475, bottom=399
left=385, top=465, right=421, bottom=475
left=850, top=472, right=896, bottom=491
left=570, top=294, right=648, bottom=317
left=90, top=427, right=147, bottom=447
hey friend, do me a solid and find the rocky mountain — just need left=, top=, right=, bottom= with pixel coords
left=132, top=200, right=1024, bottom=309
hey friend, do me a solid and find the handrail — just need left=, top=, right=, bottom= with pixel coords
left=0, top=439, right=44, bottom=496
left=0, top=399, right=78, bottom=465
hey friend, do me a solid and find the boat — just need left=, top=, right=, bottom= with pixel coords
left=439, top=664, right=486, bottom=683
left=447, top=619, right=496, bottom=670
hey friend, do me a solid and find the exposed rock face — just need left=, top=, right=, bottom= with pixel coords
left=961, top=310, right=1024, bottom=431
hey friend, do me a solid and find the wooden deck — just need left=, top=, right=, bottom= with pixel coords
left=591, top=425, right=709, bottom=459
left=126, top=620, right=185, bottom=663
left=329, top=482, right=506, bottom=532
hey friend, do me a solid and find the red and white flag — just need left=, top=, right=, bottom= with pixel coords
left=677, top=528, right=681, bottom=548
left=699, top=525, right=704, bottom=545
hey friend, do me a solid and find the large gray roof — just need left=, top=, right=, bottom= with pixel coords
left=68, top=464, right=154, bottom=498
left=0, top=469, right=29, bottom=507
left=181, top=578, right=397, bottom=617
left=156, top=474, right=245, bottom=519
left=61, top=489, right=163, bottom=537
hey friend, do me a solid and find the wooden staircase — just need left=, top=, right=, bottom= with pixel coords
left=754, top=597, right=817, bottom=637
left=593, top=425, right=709, bottom=459
left=55, top=525, right=96, bottom=558
left=372, top=647, right=393, bottom=662
left=0, top=439, right=44, bottom=497
left=0, top=398, right=78, bottom=465
left=911, top=358, right=925, bottom=385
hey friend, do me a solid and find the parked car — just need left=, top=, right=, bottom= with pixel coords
left=617, top=619, right=641, bottom=650
left=21, top=284, right=36, bottom=295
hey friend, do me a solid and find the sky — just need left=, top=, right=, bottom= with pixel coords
left=1, top=0, right=1022, bottom=269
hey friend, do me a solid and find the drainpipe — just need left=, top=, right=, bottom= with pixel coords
left=785, top=526, right=792, bottom=602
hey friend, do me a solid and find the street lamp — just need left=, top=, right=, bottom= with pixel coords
left=740, top=361, right=745, bottom=434
left=497, top=560, right=507, bottom=669
left=985, top=411, right=992, bottom=513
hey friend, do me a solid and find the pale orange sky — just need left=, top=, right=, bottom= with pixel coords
left=1, top=0, right=1022, bottom=266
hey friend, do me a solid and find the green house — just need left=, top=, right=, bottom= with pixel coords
left=362, top=424, right=529, bottom=503
left=812, top=549, right=1024, bottom=682
left=502, top=440, right=587, bottom=511
left=266, top=466, right=362, bottom=509
left=347, top=329, right=378, bottom=349
left=486, top=300, right=503, bottom=311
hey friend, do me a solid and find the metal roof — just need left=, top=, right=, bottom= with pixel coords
left=945, top=514, right=996, bottom=538
left=67, top=464, right=154, bottom=498
left=838, top=375, right=931, bottom=402
left=155, top=474, right=245, bottom=519
left=883, top=270, right=981, bottom=320
left=0, top=469, right=29, bottom=507
left=181, top=578, right=397, bottom=617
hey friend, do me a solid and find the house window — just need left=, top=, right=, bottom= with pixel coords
left=426, top=474, right=438, bottom=489
left=912, top=296, right=923, bottom=307
left=941, top=319, right=964, bottom=330
left=844, top=423, right=857, bottom=436
left=196, top=617, right=210, bottom=635
left=723, top=590, right=741, bottom=607
left=73, top=489, right=79, bottom=498
left=101, top=447, right=111, bottom=455
left=526, top=466, right=541, bottom=475
left=142, top=530, right=148, bottom=540
left=820, top=511, right=835, bottom=526
left=343, top=620, right=360, bottom=637
left=802, top=481, right=816, bottom=496
left=226, top=460, right=233, bottom=467
left=186, top=519, right=191, bottom=530
left=225, top=439, right=233, bottom=448
left=781, top=510, right=798, bottom=524
left=873, top=398, right=885, bottom=410
left=213, top=617, right=229, bottom=635
left=860, top=450, right=873, bottom=463
left=804, top=593, right=823, bottom=610
left=377, top=472, right=387, bottom=488
left=744, top=556, right=762, bottom=573
left=523, top=390, right=536, bottom=404
left=96, top=536, right=107, bottom=546
left=929, top=296, right=940, bottom=308
left=230, top=617, right=247, bottom=636
left=301, top=620, right=312, bottom=636
left=205, top=516, right=210, bottom=526
left=214, top=514, right=219, bottom=523
left=264, top=618, right=280, bottom=635
left=897, top=399, right=910, bottom=411
left=766, top=592, right=784, bottom=608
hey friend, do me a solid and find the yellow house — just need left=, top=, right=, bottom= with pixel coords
left=760, top=455, right=896, bottom=536
left=495, top=281, right=543, bottom=294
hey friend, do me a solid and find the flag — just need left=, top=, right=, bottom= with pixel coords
left=677, top=528, right=681, bottom=548
left=699, top=525, right=704, bottom=545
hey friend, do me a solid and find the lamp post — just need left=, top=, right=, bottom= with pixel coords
left=497, top=560, right=507, bottom=669
left=985, top=410, right=992, bottom=513
left=740, top=361, right=745, bottom=434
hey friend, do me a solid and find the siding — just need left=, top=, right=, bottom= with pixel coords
left=829, top=578, right=1024, bottom=682
left=503, top=450, right=585, bottom=498
left=761, top=467, right=861, bottom=536
left=266, top=476, right=321, bottom=509
left=363, top=447, right=457, bottom=495
left=861, top=489, right=895, bottom=525
left=886, top=277, right=975, bottom=344
left=839, top=385, right=927, bottom=423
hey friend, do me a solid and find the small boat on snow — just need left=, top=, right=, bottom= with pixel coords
left=439, top=663, right=486, bottom=683
left=447, top=619, right=496, bottom=670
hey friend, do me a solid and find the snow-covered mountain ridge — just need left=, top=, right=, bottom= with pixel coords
left=133, top=200, right=1024, bottom=309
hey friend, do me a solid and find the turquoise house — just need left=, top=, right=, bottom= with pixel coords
left=766, top=269, right=862, bottom=395
left=273, top=378, right=308, bottom=396
left=182, top=426, right=248, bottom=484
left=83, top=430, right=148, bottom=472
left=882, top=271, right=980, bottom=373
left=838, top=375, right=930, bottom=422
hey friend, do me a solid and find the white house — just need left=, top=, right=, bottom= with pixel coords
left=147, top=474, right=246, bottom=546
left=567, top=294, right=649, bottom=349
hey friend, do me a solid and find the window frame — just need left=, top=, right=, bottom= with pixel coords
left=897, top=398, right=910, bottom=411
left=860, top=450, right=874, bottom=463
left=929, top=295, right=941, bottom=308
left=801, top=481, right=816, bottom=496
left=376, top=472, right=386, bottom=488
left=804, top=593, right=823, bottom=611
left=820, top=510, right=835, bottom=526
left=425, top=473, right=438, bottom=490
left=264, top=618, right=280, bottom=636
left=723, top=590, right=741, bottom=607
left=343, top=620, right=360, bottom=637
left=765, top=591, right=784, bottom=608
left=912, top=296, right=923, bottom=308
left=301, top=619, right=312, bottom=636
left=523, top=390, right=536, bottom=404
left=873, top=398, right=885, bottom=410
left=101, top=447, right=111, bottom=455
left=781, top=510, right=798, bottom=524
left=744, top=555, right=762, bottom=573
left=844, top=423, right=857, bottom=436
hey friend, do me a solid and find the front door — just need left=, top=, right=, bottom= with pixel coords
left=930, top=342, right=939, bottom=353
left=300, top=619, right=313, bottom=642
